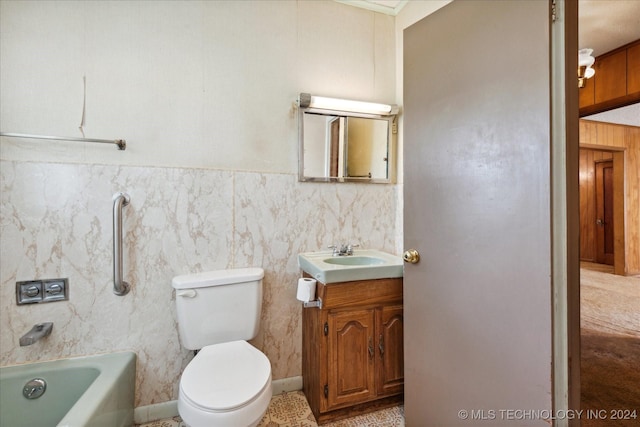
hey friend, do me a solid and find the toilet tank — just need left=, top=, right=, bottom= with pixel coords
left=172, top=268, right=264, bottom=350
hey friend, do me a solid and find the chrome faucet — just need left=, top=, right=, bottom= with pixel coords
left=328, top=243, right=359, bottom=256
left=19, top=322, right=53, bottom=346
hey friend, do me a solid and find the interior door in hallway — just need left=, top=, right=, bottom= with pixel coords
left=403, top=1, right=555, bottom=425
left=595, top=160, right=614, bottom=265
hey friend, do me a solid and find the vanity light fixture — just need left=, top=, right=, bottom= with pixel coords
left=578, top=48, right=596, bottom=88
left=299, top=93, right=397, bottom=116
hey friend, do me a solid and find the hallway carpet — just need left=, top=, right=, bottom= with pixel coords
left=580, top=329, right=640, bottom=427
left=580, top=263, right=640, bottom=427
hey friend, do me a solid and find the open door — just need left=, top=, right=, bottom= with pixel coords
left=403, top=1, right=577, bottom=425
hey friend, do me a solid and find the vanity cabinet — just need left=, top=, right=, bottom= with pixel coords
left=302, top=276, right=403, bottom=424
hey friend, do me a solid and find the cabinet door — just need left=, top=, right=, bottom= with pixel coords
left=377, top=305, right=404, bottom=396
left=628, top=43, right=640, bottom=94
left=594, top=50, right=627, bottom=104
left=327, top=309, right=376, bottom=409
left=578, top=75, right=595, bottom=109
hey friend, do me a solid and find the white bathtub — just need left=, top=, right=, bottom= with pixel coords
left=0, top=352, right=136, bottom=427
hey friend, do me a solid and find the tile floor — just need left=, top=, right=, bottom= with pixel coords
left=137, top=391, right=404, bottom=427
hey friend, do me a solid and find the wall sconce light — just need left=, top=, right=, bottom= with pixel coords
left=299, top=93, right=397, bottom=116
left=578, top=48, right=596, bottom=88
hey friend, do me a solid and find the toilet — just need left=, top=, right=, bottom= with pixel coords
left=172, top=268, right=272, bottom=427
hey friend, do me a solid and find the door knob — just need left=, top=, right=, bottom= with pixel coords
left=403, top=249, right=420, bottom=264
left=596, top=218, right=604, bottom=226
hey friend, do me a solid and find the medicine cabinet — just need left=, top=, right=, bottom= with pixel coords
left=297, top=93, right=398, bottom=183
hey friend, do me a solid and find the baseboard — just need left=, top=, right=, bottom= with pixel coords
left=133, top=376, right=303, bottom=424
left=134, top=400, right=178, bottom=424
left=271, top=375, right=303, bottom=395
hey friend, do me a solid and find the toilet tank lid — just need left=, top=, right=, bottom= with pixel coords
left=172, top=268, right=264, bottom=290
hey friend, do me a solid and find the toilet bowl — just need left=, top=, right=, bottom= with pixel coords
left=178, top=341, right=272, bottom=427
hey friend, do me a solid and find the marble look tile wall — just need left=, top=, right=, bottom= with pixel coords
left=0, top=160, right=399, bottom=406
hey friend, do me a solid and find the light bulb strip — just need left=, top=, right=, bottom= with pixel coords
left=310, top=96, right=392, bottom=115
left=299, top=93, right=396, bottom=116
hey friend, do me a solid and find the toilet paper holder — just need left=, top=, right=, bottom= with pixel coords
left=303, top=298, right=323, bottom=309
left=297, top=277, right=320, bottom=308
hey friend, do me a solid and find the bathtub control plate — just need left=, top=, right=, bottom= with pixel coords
left=16, top=278, right=68, bottom=305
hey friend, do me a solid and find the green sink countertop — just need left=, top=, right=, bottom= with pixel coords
left=298, top=249, right=403, bottom=283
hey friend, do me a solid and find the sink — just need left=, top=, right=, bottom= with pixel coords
left=298, top=249, right=403, bottom=283
left=323, top=256, right=386, bottom=266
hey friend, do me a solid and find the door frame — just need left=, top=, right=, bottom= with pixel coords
left=550, top=0, right=580, bottom=425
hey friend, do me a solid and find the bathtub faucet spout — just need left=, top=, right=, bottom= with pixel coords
left=19, top=322, right=53, bottom=346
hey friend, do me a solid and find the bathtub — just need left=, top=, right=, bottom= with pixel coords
left=0, top=351, right=136, bottom=427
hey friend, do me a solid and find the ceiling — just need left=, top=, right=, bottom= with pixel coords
left=579, top=0, right=640, bottom=56
left=350, top=0, right=640, bottom=55
left=336, top=0, right=407, bottom=16
left=365, top=0, right=405, bottom=13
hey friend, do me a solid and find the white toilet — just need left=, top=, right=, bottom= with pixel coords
left=172, top=268, right=272, bottom=427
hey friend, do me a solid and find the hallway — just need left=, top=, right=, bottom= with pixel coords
left=580, top=262, right=640, bottom=426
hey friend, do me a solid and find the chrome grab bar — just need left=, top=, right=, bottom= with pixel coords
left=112, top=192, right=131, bottom=296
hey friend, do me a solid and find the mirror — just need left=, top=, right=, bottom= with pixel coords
left=298, top=102, right=397, bottom=183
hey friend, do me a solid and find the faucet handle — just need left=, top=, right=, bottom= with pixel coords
left=328, top=243, right=359, bottom=256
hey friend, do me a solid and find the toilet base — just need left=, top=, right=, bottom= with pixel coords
left=178, top=380, right=272, bottom=427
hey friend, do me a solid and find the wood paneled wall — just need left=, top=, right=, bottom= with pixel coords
left=580, top=119, right=640, bottom=275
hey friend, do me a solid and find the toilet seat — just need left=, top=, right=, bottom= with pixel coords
left=180, top=340, right=271, bottom=412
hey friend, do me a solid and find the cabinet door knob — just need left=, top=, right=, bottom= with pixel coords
left=379, top=334, right=385, bottom=357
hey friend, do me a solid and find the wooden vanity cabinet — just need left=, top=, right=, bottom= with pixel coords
left=302, top=276, right=403, bottom=424
left=377, top=304, right=404, bottom=396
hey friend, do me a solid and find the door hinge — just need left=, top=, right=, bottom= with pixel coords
left=551, top=0, right=557, bottom=22
left=324, top=322, right=328, bottom=336
left=324, top=384, right=328, bottom=398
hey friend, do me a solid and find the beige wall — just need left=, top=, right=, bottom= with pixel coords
left=0, top=0, right=395, bottom=172
left=0, top=0, right=400, bottom=407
